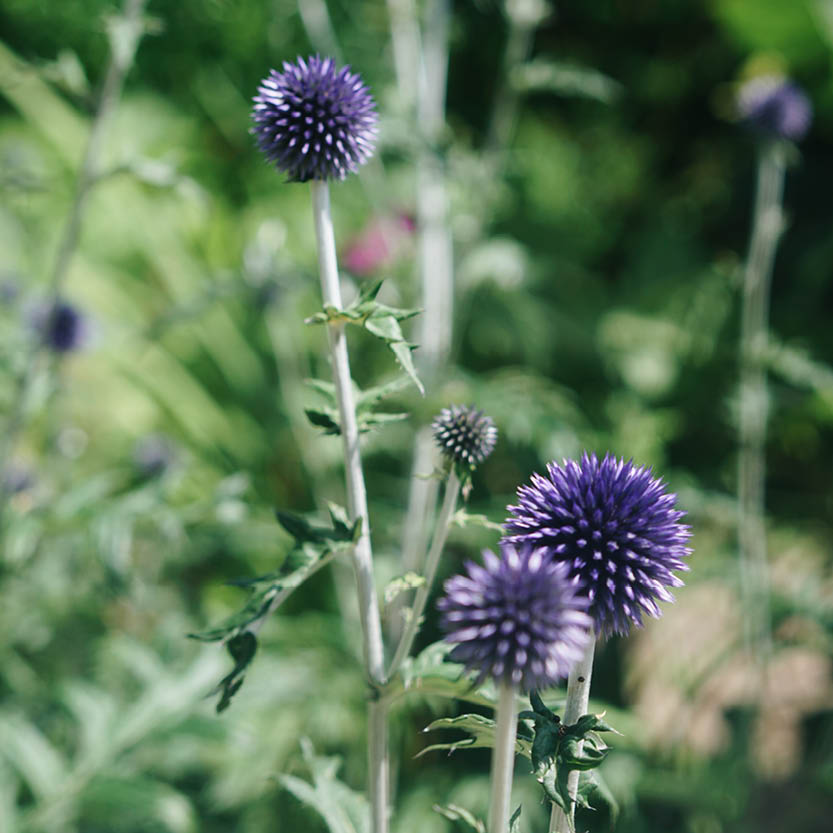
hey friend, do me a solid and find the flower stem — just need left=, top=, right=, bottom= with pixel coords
left=489, top=680, right=519, bottom=833
left=310, top=179, right=388, bottom=833
left=738, top=140, right=785, bottom=664
left=548, top=636, right=597, bottom=833
left=0, top=0, right=148, bottom=533
left=388, top=468, right=461, bottom=678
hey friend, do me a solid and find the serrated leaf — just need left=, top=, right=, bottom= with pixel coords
left=356, top=376, right=412, bottom=411
left=210, top=631, right=257, bottom=713
left=432, top=804, right=485, bottom=832
left=417, top=713, right=532, bottom=759
left=383, top=572, right=426, bottom=605
left=279, top=739, right=369, bottom=833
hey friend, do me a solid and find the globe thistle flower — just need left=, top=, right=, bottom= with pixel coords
left=504, top=453, right=692, bottom=638
left=438, top=543, right=592, bottom=691
left=36, top=301, right=87, bottom=353
left=737, top=76, right=812, bottom=142
left=432, top=405, right=498, bottom=470
left=252, top=55, right=378, bottom=182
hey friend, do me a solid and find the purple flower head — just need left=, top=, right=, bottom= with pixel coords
left=432, top=404, right=498, bottom=471
left=504, top=453, right=692, bottom=638
left=39, top=301, right=87, bottom=353
left=737, top=76, right=812, bottom=142
left=252, top=55, right=378, bottom=182
left=438, top=543, right=592, bottom=691
left=133, top=434, right=177, bottom=478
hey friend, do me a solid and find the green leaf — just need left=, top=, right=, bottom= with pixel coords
left=383, top=572, right=426, bottom=605
left=432, top=804, right=485, bottom=832
left=210, top=631, right=257, bottom=713
left=417, top=713, right=532, bottom=759
left=576, top=771, right=619, bottom=827
left=452, top=509, right=504, bottom=532
left=508, top=805, right=522, bottom=833
left=305, top=408, right=341, bottom=435
left=511, top=59, right=622, bottom=103
left=305, top=280, right=424, bottom=394
left=390, top=640, right=498, bottom=707
left=278, top=739, right=369, bottom=833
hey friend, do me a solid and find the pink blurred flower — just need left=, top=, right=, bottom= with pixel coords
left=342, top=213, right=415, bottom=275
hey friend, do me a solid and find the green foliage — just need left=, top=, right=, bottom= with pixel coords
left=417, top=713, right=533, bottom=759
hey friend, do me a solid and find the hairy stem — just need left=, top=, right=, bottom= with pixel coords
left=489, top=680, right=519, bottom=833
left=310, top=180, right=389, bottom=833
left=738, top=140, right=785, bottom=664
left=388, top=468, right=460, bottom=677
left=549, top=636, right=596, bottom=833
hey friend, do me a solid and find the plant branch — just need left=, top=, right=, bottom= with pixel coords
left=489, top=680, right=519, bottom=833
left=548, top=635, right=596, bottom=833
left=310, top=179, right=388, bottom=833
left=738, top=140, right=786, bottom=664
left=388, top=468, right=460, bottom=678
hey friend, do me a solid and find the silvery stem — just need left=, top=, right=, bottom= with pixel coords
left=488, top=680, right=519, bottom=833
left=310, top=179, right=388, bottom=833
left=738, top=140, right=785, bottom=664
left=388, top=468, right=461, bottom=678
left=548, top=636, right=596, bottom=833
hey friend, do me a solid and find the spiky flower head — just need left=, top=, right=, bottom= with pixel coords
left=438, top=543, right=592, bottom=691
left=432, top=405, right=497, bottom=470
left=737, top=76, right=812, bottom=142
left=252, top=55, right=377, bottom=182
left=39, top=301, right=87, bottom=353
left=504, top=453, right=692, bottom=638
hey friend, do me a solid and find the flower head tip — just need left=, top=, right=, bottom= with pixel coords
left=438, top=543, right=593, bottom=691
left=432, top=404, right=498, bottom=471
left=504, top=452, right=692, bottom=638
left=737, top=76, right=812, bottom=142
left=252, top=55, right=378, bottom=182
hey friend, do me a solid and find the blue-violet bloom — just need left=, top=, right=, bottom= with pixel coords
left=432, top=404, right=498, bottom=470
left=41, top=301, right=87, bottom=353
left=438, top=543, right=592, bottom=691
left=504, top=453, right=692, bottom=638
left=252, top=55, right=377, bottom=182
left=737, top=76, right=812, bottom=142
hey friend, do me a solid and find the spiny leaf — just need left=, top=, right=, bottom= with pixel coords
left=210, top=631, right=257, bottom=713
left=417, top=713, right=532, bottom=759
left=509, top=805, right=522, bottom=833
left=577, top=771, right=619, bottom=827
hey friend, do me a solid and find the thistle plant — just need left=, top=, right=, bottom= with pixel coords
left=439, top=544, right=592, bottom=833
left=734, top=74, right=811, bottom=663
left=505, top=453, right=691, bottom=831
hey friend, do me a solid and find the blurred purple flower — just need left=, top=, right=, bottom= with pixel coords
left=737, top=76, right=812, bottom=142
left=38, top=301, right=88, bottom=353
left=133, top=434, right=177, bottom=478
left=504, top=453, right=692, bottom=638
left=342, top=214, right=415, bottom=275
left=252, top=55, right=378, bottom=182
left=432, top=404, right=498, bottom=470
left=438, top=543, right=592, bottom=691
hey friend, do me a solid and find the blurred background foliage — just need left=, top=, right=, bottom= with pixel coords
left=1, top=0, right=833, bottom=831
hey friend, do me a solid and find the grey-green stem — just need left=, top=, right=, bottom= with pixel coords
left=489, top=680, right=519, bottom=833
left=310, top=180, right=388, bottom=833
left=738, top=140, right=785, bottom=664
left=548, top=635, right=596, bottom=833
left=388, top=468, right=461, bottom=678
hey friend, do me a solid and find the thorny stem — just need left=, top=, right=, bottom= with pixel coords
left=310, top=180, right=388, bottom=833
left=548, top=636, right=596, bottom=833
left=738, top=140, right=786, bottom=665
left=489, top=680, right=519, bottom=833
left=388, top=468, right=461, bottom=678
left=0, top=0, right=148, bottom=531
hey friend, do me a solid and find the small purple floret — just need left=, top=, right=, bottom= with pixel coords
left=737, top=76, right=812, bottom=142
left=42, top=301, right=87, bottom=353
left=504, top=453, right=692, bottom=638
left=252, top=55, right=378, bottom=182
left=438, top=543, right=592, bottom=691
